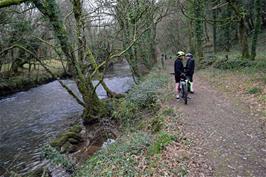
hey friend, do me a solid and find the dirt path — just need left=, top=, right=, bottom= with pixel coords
left=168, top=64, right=266, bottom=176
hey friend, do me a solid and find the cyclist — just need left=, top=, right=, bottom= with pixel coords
left=185, top=53, right=195, bottom=93
left=174, top=51, right=186, bottom=99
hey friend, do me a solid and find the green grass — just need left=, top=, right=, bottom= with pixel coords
left=247, top=87, right=262, bottom=94
left=148, top=131, right=176, bottom=155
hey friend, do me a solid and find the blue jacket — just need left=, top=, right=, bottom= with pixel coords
left=186, top=58, right=195, bottom=76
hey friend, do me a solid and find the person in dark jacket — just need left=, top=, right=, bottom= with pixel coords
left=174, top=51, right=185, bottom=99
left=185, top=53, right=195, bottom=93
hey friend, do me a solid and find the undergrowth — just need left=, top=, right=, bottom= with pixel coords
left=74, top=68, right=187, bottom=176
left=201, top=54, right=266, bottom=72
left=113, top=69, right=169, bottom=127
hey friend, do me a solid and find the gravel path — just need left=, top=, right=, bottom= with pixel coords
left=173, top=73, right=266, bottom=177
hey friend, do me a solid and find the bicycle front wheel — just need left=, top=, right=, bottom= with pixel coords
left=182, top=83, right=188, bottom=105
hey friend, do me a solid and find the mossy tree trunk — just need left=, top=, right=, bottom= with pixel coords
left=32, top=0, right=108, bottom=123
left=224, top=7, right=232, bottom=52
left=188, top=20, right=195, bottom=54
left=212, top=8, right=217, bottom=53
left=251, top=0, right=262, bottom=60
left=193, top=0, right=204, bottom=61
left=226, top=0, right=250, bottom=59
left=239, top=18, right=250, bottom=59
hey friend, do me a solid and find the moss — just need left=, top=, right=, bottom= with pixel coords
left=50, top=124, right=82, bottom=150
left=69, top=124, right=82, bottom=134
left=50, top=132, right=81, bottom=148
left=61, top=141, right=78, bottom=153
left=68, top=138, right=80, bottom=144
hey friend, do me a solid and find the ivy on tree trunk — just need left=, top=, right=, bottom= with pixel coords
left=251, top=0, right=262, bottom=60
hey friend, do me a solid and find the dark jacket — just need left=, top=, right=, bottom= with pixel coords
left=174, top=58, right=184, bottom=76
left=185, top=58, right=195, bottom=76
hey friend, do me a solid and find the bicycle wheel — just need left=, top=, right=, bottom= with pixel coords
left=182, top=83, right=188, bottom=105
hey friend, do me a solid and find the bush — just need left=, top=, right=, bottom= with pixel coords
left=199, top=55, right=217, bottom=68
left=201, top=53, right=266, bottom=71
left=74, top=132, right=152, bottom=177
left=113, top=71, right=169, bottom=126
left=213, top=57, right=253, bottom=70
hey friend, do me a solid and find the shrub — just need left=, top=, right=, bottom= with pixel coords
left=199, top=55, right=217, bottom=68
left=113, top=71, right=169, bottom=126
left=213, top=57, right=253, bottom=70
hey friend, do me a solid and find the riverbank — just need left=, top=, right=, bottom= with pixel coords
left=27, top=67, right=193, bottom=177
left=0, top=60, right=67, bottom=97
left=74, top=68, right=192, bottom=176
left=0, top=60, right=136, bottom=177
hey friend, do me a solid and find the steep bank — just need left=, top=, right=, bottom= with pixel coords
left=74, top=68, right=192, bottom=176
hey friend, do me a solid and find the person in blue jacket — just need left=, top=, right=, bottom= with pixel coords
left=185, top=53, right=195, bottom=93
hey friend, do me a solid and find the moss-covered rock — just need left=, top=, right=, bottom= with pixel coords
left=50, top=132, right=82, bottom=148
left=50, top=124, right=83, bottom=152
left=68, top=138, right=80, bottom=144
left=61, top=141, right=78, bottom=153
left=69, top=124, right=82, bottom=134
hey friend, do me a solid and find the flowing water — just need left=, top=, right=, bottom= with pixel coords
left=0, top=61, right=134, bottom=176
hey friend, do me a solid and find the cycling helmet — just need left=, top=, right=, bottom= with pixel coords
left=186, top=53, right=193, bottom=58
left=177, top=51, right=185, bottom=57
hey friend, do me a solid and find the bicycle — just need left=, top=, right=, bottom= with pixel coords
left=179, top=76, right=189, bottom=104
left=171, top=73, right=189, bottom=105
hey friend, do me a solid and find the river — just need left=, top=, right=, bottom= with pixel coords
left=0, top=61, right=134, bottom=176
